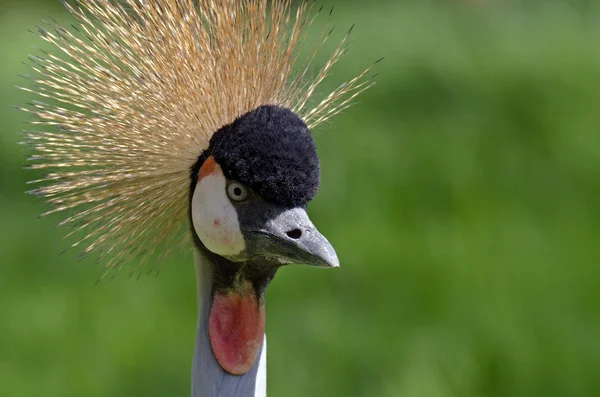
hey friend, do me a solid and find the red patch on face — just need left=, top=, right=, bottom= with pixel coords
left=213, top=218, right=221, bottom=227
left=209, top=286, right=265, bottom=375
left=198, top=156, right=218, bottom=181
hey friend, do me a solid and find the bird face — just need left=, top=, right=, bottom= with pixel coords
left=189, top=105, right=339, bottom=375
left=191, top=156, right=339, bottom=268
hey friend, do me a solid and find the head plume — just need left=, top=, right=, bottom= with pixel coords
left=20, top=0, right=376, bottom=275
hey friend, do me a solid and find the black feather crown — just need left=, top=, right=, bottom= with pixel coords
left=208, top=106, right=320, bottom=208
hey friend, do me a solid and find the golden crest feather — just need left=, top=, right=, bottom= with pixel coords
left=20, top=0, right=375, bottom=274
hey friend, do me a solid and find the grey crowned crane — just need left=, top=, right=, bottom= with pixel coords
left=21, top=0, right=375, bottom=396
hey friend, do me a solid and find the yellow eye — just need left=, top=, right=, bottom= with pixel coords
left=226, top=181, right=248, bottom=202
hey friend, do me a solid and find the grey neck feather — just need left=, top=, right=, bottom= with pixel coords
left=192, top=250, right=267, bottom=397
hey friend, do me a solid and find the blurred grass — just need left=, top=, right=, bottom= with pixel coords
left=2, top=0, right=600, bottom=396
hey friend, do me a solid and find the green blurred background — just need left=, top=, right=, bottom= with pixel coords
left=2, top=0, right=600, bottom=396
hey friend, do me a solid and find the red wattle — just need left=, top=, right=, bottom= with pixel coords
left=209, top=288, right=265, bottom=375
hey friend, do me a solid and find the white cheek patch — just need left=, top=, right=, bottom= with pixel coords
left=191, top=167, right=246, bottom=257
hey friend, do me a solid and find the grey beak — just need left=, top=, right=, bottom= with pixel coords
left=248, top=207, right=339, bottom=268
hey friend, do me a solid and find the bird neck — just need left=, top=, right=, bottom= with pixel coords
left=192, top=250, right=267, bottom=397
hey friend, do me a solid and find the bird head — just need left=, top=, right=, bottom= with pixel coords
left=189, top=105, right=338, bottom=375
left=190, top=105, right=338, bottom=268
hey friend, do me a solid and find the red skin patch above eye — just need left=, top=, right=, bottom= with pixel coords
left=198, top=156, right=218, bottom=181
left=209, top=285, right=265, bottom=375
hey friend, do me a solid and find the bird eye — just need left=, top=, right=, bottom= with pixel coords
left=226, top=181, right=248, bottom=202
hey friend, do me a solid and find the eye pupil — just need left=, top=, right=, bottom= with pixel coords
left=233, top=187, right=242, bottom=196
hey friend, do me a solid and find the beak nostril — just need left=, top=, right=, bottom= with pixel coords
left=286, top=229, right=302, bottom=240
